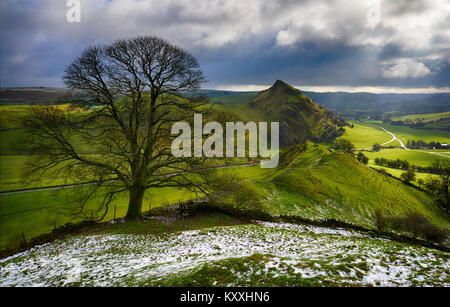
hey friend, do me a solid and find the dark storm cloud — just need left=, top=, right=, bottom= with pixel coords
left=0, top=0, right=449, bottom=92
left=201, top=40, right=379, bottom=86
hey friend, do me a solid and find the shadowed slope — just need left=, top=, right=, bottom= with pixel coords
left=250, top=80, right=346, bottom=146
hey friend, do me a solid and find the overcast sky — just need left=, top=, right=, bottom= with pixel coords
left=1, top=0, right=450, bottom=93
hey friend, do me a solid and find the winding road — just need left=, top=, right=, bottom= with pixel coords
left=378, top=126, right=406, bottom=148
left=375, top=125, right=450, bottom=158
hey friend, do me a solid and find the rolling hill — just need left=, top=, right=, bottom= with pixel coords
left=214, top=142, right=449, bottom=234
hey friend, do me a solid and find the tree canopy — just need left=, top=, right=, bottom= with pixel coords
left=20, top=36, right=225, bottom=219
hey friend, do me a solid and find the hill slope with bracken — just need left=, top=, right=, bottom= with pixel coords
left=249, top=80, right=347, bottom=146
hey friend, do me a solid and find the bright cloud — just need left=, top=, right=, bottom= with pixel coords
left=382, top=59, right=431, bottom=78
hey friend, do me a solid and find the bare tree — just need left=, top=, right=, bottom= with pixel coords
left=20, top=36, right=222, bottom=219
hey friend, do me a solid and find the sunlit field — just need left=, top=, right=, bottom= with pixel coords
left=340, top=122, right=394, bottom=149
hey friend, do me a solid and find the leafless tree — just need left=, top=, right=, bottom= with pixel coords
left=20, top=36, right=228, bottom=219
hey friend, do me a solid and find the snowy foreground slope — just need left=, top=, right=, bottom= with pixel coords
left=1, top=222, right=449, bottom=287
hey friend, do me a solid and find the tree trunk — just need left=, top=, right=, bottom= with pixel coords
left=126, top=185, right=145, bottom=219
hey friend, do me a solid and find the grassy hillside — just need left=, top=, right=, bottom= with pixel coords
left=364, top=148, right=449, bottom=167
left=369, top=164, right=439, bottom=183
left=422, top=119, right=450, bottom=130
left=247, top=143, right=449, bottom=230
left=0, top=185, right=200, bottom=250
left=0, top=164, right=267, bottom=250
left=340, top=121, right=449, bottom=168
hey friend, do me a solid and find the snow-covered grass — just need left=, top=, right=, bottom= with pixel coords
left=0, top=222, right=448, bottom=287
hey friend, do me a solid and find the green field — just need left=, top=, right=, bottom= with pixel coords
left=355, top=119, right=450, bottom=145
left=0, top=185, right=197, bottom=250
left=0, top=155, right=71, bottom=191
left=376, top=122, right=450, bottom=144
left=0, top=155, right=81, bottom=192
left=340, top=122, right=393, bottom=149
left=0, top=165, right=268, bottom=250
left=422, top=119, right=450, bottom=130
left=209, top=93, right=257, bottom=105
left=0, top=129, right=97, bottom=156
left=427, top=150, right=450, bottom=156
left=369, top=163, right=439, bottom=183
left=244, top=143, right=449, bottom=230
left=364, top=148, right=449, bottom=167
